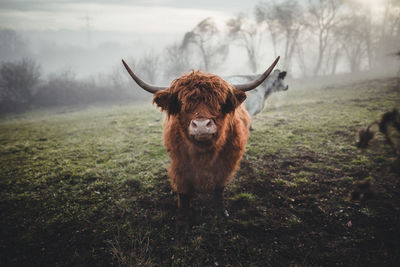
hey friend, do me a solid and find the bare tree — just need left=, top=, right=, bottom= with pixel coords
left=0, top=58, right=40, bottom=109
left=181, top=17, right=229, bottom=72
left=358, top=9, right=375, bottom=71
left=335, top=15, right=368, bottom=73
left=376, top=0, right=400, bottom=68
left=163, top=42, right=191, bottom=81
left=255, top=0, right=304, bottom=73
left=343, top=1, right=377, bottom=71
left=327, top=42, right=342, bottom=75
left=380, top=0, right=400, bottom=40
left=295, top=39, right=309, bottom=76
left=108, top=64, right=128, bottom=91
left=307, top=0, right=344, bottom=75
left=226, top=14, right=263, bottom=73
left=255, top=3, right=279, bottom=58
left=137, top=51, right=160, bottom=84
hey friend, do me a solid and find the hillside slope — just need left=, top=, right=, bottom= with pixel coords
left=1, top=77, right=399, bottom=266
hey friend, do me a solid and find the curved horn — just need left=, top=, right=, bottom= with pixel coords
left=122, top=59, right=167, bottom=94
left=233, top=56, right=280, bottom=92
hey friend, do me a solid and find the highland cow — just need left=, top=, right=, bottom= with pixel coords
left=122, top=57, right=279, bottom=223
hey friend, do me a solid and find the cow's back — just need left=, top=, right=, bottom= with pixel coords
left=225, top=75, right=265, bottom=117
left=244, top=92, right=265, bottom=117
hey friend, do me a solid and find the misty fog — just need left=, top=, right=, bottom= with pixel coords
left=0, top=0, right=399, bottom=114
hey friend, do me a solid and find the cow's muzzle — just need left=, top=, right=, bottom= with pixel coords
left=188, top=119, right=217, bottom=141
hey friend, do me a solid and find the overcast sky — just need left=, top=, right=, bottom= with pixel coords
left=0, top=0, right=388, bottom=78
left=0, top=0, right=264, bottom=76
left=0, top=0, right=261, bottom=34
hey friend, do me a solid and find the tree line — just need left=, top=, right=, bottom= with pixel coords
left=170, top=0, right=400, bottom=76
left=0, top=57, right=152, bottom=114
left=0, top=0, right=399, bottom=114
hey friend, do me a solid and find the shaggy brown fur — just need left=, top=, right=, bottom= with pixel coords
left=152, top=71, right=250, bottom=218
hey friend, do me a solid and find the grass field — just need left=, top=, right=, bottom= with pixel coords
left=1, top=76, right=400, bottom=266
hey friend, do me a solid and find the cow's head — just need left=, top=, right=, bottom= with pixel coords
left=153, top=71, right=248, bottom=146
left=122, top=57, right=279, bottom=146
left=266, top=69, right=288, bottom=94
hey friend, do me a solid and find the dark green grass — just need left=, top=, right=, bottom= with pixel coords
left=1, top=77, right=399, bottom=266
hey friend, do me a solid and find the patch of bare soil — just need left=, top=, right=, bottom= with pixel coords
left=226, top=148, right=400, bottom=265
left=165, top=147, right=400, bottom=266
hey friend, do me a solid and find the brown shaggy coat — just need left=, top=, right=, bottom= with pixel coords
left=153, top=70, right=250, bottom=194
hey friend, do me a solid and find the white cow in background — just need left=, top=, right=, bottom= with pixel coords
left=225, top=69, right=288, bottom=129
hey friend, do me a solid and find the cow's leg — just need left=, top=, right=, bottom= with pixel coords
left=214, top=187, right=229, bottom=218
left=176, top=192, right=193, bottom=232
left=177, top=192, right=192, bottom=214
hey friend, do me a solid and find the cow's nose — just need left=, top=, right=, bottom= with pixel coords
left=189, top=119, right=217, bottom=137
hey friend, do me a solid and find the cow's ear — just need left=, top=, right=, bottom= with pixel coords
left=278, top=71, right=287, bottom=79
left=153, top=90, right=181, bottom=115
left=234, top=90, right=247, bottom=104
left=222, top=90, right=247, bottom=114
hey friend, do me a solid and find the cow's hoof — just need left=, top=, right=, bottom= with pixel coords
left=216, top=208, right=230, bottom=218
left=175, top=220, right=190, bottom=233
left=175, top=208, right=194, bottom=233
left=222, top=209, right=230, bottom=218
